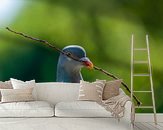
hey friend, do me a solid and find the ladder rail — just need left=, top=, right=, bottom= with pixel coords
left=131, top=34, right=134, bottom=102
left=146, top=35, right=157, bottom=124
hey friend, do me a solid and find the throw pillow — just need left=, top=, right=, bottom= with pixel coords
left=10, top=78, right=37, bottom=100
left=10, top=78, right=35, bottom=89
left=78, top=80, right=105, bottom=102
left=0, top=81, right=13, bottom=101
left=102, top=79, right=122, bottom=100
left=1, top=87, right=34, bottom=103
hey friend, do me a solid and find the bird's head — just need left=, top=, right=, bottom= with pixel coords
left=61, top=45, right=94, bottom=69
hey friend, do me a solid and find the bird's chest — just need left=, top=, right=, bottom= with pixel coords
left=61, top=68, right=82, bottom=83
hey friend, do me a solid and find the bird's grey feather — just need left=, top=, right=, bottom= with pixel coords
left=56, top=45, right=87, bottom=83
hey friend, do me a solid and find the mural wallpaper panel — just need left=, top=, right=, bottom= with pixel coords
left=0, top=0, right=163, bottom=113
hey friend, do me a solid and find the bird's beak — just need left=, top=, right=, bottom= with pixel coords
left=80, top=57, right=94, bottom=69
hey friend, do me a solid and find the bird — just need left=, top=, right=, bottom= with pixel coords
left=56, top=45, right=93, bottom=83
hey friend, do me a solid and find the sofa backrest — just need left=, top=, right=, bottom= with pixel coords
left=36, top=82, right=80, bottom=105
left=35, top=82, right=125, bottom=105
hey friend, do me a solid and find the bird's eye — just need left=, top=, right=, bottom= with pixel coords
left=65, top=51, right=80, bottom=61
left=66, top=52, right=72, bottom=56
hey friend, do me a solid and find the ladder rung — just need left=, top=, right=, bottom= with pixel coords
left=133, top=74, right=150, bottom=76
left=135, top=106, right=153, bottom=109
left=134, top=48, right=147, bottom=51
left=134, top=61, right=148, bottom=64
left=133, top=91, right=152, bottom=93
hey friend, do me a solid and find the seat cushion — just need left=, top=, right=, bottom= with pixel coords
left=55, top=101, right=112, bottom=117
left=0, top=101, right=54, bottom=117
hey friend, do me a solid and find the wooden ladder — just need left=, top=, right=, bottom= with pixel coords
left=131, top=34, right=157, bottom=125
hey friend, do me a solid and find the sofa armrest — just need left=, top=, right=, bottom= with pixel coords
left=123, top=101, right=132, bottom=122
left=118, top=101, right=134, bottom=129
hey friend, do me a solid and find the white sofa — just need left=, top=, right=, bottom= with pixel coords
left=0, top=82, right=133, bottom=130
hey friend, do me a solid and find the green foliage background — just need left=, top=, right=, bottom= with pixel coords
left=0, top=0, right=163, bottom=113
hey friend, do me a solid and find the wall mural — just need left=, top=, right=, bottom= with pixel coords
left=0, top=0, right=163, bottom=113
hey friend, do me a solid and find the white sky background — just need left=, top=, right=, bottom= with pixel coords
left=0, top=0, right=25, bottom=27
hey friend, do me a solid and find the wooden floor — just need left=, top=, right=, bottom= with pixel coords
left=134, top=122, right=163, bottom=130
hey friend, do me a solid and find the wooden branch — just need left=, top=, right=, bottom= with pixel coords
left=94, top=66, right=141, bottom=105
left=6, top=27, right=141, bottom=106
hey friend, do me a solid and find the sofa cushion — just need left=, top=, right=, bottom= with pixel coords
left=0, top=101, right=54, bottom=117
left=55, top=101, right=112, bottom=117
